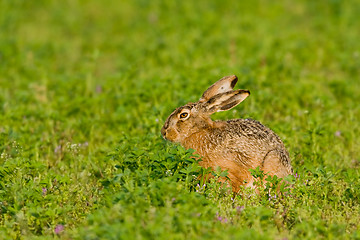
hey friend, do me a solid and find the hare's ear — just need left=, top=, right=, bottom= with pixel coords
left=203, top=89, right=250, bottom=114
left=199, top=75, right=238, bottom=102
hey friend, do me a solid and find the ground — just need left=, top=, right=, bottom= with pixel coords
left=0, top=0, right=359, bottom=239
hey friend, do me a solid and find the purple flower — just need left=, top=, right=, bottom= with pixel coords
left=96, top=85, right=103, bottom=93
left=54, top=224, right=64, bottom=234
left=268, top=193, right=277, bottom=201
left=215, top=212, right=229, bottom=223
left=196, top=183, right=206, bottom=192
left=54, top=145, right=61, bottom=154
left=236, top=206, right=245, bottom=212
left=216, top=216, right=228, bottom=223
left=42, top=188, right=47, bottom=196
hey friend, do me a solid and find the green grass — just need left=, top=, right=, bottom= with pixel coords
left=1, top=0, right=360, bottom=239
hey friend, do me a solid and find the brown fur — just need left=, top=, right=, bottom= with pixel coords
left=161, top=75, right=293, bottom=193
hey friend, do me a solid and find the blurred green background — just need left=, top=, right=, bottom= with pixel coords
left=0, top=0, right=359, bottom=239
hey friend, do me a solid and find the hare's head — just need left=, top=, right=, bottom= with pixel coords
left=161, top=75, right=250, bottom=143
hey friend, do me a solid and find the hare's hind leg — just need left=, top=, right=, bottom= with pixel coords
left=261, top=149, right=292, bottom=178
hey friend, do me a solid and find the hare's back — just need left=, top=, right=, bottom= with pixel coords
left=222, top=118, right=285, bottom=150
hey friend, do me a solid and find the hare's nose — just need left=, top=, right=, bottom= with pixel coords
left=161, top=127, right=167, bottom=138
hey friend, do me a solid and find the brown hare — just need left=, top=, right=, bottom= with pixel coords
left=161, top=75, right=293, bottom=192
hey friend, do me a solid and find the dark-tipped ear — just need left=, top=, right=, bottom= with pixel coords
left=199, top=75, right=238, bottom=102
left=203, top=89, right=250, bottom=114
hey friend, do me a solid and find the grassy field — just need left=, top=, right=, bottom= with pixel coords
left=1, top=0, right=360, bottom=239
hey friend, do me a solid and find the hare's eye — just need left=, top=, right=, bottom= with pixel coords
left=180, top=112, right=189, bottom=119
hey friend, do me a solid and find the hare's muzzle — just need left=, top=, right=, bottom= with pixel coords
left=161, top=126, right=167, bottom=139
